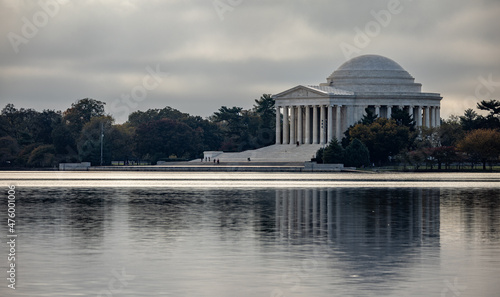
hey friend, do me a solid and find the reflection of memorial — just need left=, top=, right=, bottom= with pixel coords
left=275, top=188, right=440, bottom=246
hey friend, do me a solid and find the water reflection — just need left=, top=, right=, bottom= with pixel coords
left=1, top=186, right=499, bottom=296
left=272, top=188, right=443, bottom=291
left=275, top=188, right=440, bottom=243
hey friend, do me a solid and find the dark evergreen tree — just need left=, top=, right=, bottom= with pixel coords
left=391, top=106, right=415, bottom=130
left=323, top=139, right=344, bottom=164
left=361, top=107, right=378, bottom=125
left=459, top=108, right=480, bottom=131
left=344, top=138, right=370, bottom=167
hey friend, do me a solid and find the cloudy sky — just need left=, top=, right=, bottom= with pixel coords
left=1, top=0, right=499, bottom=123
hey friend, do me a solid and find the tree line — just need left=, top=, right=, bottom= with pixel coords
left=0, top=94, right=276, bottom=167
left=316, top=100, right=500, bottom=170
left=2, top=96, right=499, bottom=170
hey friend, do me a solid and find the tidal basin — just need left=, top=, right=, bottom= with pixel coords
left=1, top=172, right=499, bottom=296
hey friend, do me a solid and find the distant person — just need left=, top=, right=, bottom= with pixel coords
left=217, top=159, right=220, bottom=164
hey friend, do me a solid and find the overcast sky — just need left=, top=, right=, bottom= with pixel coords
left=1, top=0, right=499, bottom=123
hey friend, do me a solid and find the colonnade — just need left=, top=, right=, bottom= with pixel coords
left=276, top=104, right=440, bottom=145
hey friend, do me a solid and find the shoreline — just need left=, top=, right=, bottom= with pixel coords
left=0, top=165, right=498, bottom=173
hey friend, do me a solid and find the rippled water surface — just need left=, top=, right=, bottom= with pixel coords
left=0, top=172, right=499, bottom=296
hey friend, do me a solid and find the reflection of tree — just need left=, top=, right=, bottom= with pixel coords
left=441, top=188, right=500, bottom=244
left=16, top=188, right=110, bottom=249
left=126, top=189, right=202, bottom=242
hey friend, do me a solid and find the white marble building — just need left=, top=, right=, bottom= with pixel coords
left=274, top=55, right=442, bottom=145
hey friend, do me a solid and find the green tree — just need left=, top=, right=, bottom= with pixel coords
left=63, top=98, right=106, bottom=139
left=211, top=106, right=247, bottom=151
left=477, top=99, right=500, bottom=117
left=0, top=136, right=19, bottom=166
left=476, top=99, right=500, bottom=129
left=315, top=147, right=324, bottom=164
left=135, top=118, right=201, bottom=162
left=128, top=107, right=189, bottom=127
left=460, top=108, right=480, bottom=131
left=106, top=123, right=135, bottom=162
left=438, top=116, right=465, bottom=147
left=349, top=118, right=411, bottom=165
left=322, top=139, right=344, bottom=164
left=51, top=121, right=77, bottom=155
left=391, top=106, right=415, bottom=130
left=360, top=107, right=378, bottom=125
left=344, top=138, right=370, bottom=167
left=253, top=94, right=275, bottom=129
left=0, top=104, right=38, bottom=145
left=77, top=116, right=114, bottom=165
left=128, top=107, right=223, bottom=154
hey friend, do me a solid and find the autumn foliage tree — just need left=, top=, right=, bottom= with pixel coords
left=348, top=118, right=411, bottom=165
left=457, top=129, right=500, bottom=170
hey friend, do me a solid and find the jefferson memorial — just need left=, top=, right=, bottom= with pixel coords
left=274, top=54, right=442, bottom=145
left=204, top=54, right=442, bottom=162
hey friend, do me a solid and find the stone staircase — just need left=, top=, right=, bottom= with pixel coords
left=196, top=144, right=324, bottom=163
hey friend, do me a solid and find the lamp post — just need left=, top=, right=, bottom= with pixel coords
left=100, top=122, right=104, bottom=166
left=321, top=119, right=327, bottom=148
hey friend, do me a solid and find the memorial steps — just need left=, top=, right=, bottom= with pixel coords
left=197, top=144, right=323, bottom=163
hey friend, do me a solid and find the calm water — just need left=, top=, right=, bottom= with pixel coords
left=1, top=172, right=499, bottom=296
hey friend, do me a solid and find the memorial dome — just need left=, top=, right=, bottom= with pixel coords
left=324, top=55, right=422, bottom=93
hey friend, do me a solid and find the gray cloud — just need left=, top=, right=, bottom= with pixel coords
left=1, top=0, right=499, bottom=122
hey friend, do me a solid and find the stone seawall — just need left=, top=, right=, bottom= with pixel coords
left=88, top=164, right=347, bottom=172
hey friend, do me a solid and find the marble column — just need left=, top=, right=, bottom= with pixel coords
left=297, top=106, right=303, bottom=144
left=424, top=106, right=430, bottom=128
left=320, top=105, right=326, bottom=144
left=436, top=106, right=441, bottom=127
left=313, top=106, right=318, bottom=144
left=305, top=106, right=311, bottom=144
left=283, top=106, right=289, bottom=144
left=416, top=106, right=422, bottom=127
left=290, top=106, right=296, bottom=144
left=375, top=105, right=380, bottom=117
left=346, top=105, right=354, bottom=127
left=408, top=105, right=414, bottom=120
left=429, top=106, right=434, bottom=128
left=276, top=106, right=281, bottom=144
left=387, top=105, right=392, bottom=119
left=336, top=105, right=342, bottom=141
left=327, top=105, right=334, bottom=143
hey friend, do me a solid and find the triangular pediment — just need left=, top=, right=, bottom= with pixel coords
left=274, top=85, right=329, bottom=99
